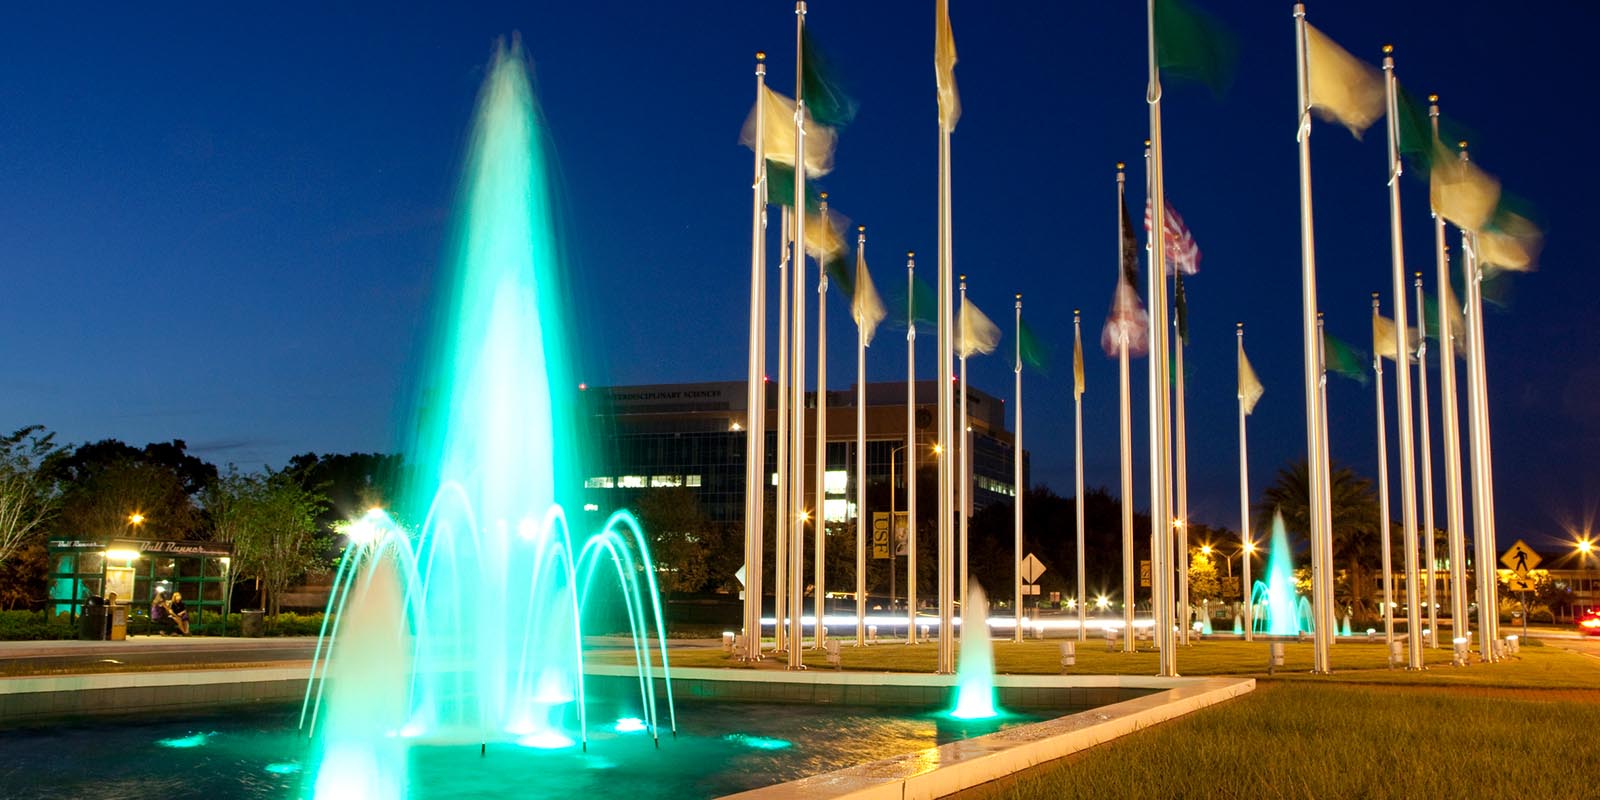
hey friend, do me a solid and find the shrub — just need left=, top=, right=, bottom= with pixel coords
left=0, top=610, right=75, bottom=640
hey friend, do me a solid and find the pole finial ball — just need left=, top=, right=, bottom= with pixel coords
left=820, top=191, right=828, bottom=199
left=1383, top=44, right=1393, bottom=54
left=1237, top=321, right=1244, bottom=329
left=907, top=250, right=915, bottom=258
left=858, top=225, right=865, bottom=232
left=1459, top=140, right=1469, bottom=150
left=1144, top=139, right=1152, bottom=147
left=756, top=51, right=766, bottom=61
left=960, top=274, right=967, bottom=281
left=1372, top=291, right=1381, bottom=300
left=1116, top=162, right=1125, bottom=170
left=1016, top=293, right=1022, bottom=300
left=1428, top=93, right=1438, bottom=103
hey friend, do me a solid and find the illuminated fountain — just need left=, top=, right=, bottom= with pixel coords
left=950, top=581, right=999, bottom=720
left=1249, top=512, right=1312, bottom=636
left=301, top=41, right=673, bottom=797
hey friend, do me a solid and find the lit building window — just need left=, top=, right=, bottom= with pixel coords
left=771, top=473, right=780, bottom=487
left=584, top=477, right=614, bottom=489
left=619, top=475, right=646, bottom=488
left=824, top=498, right=851, bottom=524
left=686, top=475, right=702, bottom=487
left=651, top=475, right=683, bottom=488
left=824, top=470, right=848, bottom=495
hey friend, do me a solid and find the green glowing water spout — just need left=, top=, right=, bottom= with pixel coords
left=305, top=39, right=674, bottom=798
left=950, top=581, right=999, bottom=720
left=1251, top=512, right=1303, bottom=636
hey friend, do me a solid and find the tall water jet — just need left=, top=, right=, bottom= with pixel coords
left=305, top=41, right=674, bottom=797
left=1250, top=512, right=1303, bottom=636
left=950, top=581, right=998, bottom=720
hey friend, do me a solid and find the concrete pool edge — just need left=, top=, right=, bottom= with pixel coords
left=713, top=675, right=1256, bottom=800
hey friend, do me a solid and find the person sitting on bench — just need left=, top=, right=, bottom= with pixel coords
left=167, top=592, right=191, bottom=636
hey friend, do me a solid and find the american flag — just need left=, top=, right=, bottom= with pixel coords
left=1143, top=197, right=1201, bottom=276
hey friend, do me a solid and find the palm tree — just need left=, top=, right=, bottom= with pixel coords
left=1254, top=459, right=1382, bottom=622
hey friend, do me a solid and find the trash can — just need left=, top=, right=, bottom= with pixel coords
left=79, top=596, right=108, bottom=641
left=241, top=609, right=266, bottom=638
left=107, top=604, right=128, bottom=641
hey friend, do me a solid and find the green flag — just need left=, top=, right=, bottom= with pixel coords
left=801, top=28, right=857, bottom=128
left=1322, top=332, right=1369, bottom=385
left=765, top=161, right=822, bottom=211
left=904, top=273, right=938, bottom=326
left=1011, top=315, right=1051, bottom=372
left=1154, top=0, right=1238, bottom=95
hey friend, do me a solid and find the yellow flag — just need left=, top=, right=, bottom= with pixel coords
left=853, top=250, right=887, bottom=345
left=1073, top=323, right=1085, bottom=398
left=936, top=0, right=961, bottom=131
left=1238, top=346, right=1263, bottom=415
left=740, top=85, right=836, bottom=176
left=1478, top=209, right=1541, bottom=272
left=803, top=208, right=846, bottom=263
left=1429, top=142, right=1500, bottom=232
left=1305, top=23, right=1384, bottom=138
left=1373, top=314, right=1420, bottom=361
left=956, top=297, right=1000, bottom=357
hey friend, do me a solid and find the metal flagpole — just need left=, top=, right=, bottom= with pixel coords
left=1459, top=141, right=1500, bottom=660
left=1414, top=272, right=1438, bottom=648
left=1374, top=294, right=1396, bottom=648
left=742, top=51, right=770, bottom=661
left=1293, top=2, right=1332, bottom=673
left=1431, top=97, right=1469, bottom=643
left=1238, top=322, right=1254, bottom=642
left=815, top=192, right=831, bottom=650
left=1144, top=0, right=1176, bottom=677
left=1074, top=310, right=1087, bottom=643
left=788, top=0, right=808, bottom=671
left=775, top=208, right=792, bottom=653
left=937, top=13, right=956, bottom=677
left=1382, top=48, right=1424, bottom=670
left=906, top=252, right=919, bottom=644
left=1013, top=293, right=1024, bottom=643
left=1175, top=311, right=1190, bottom=646
left=1141, top=145, right=1161, bottom=660
left=855, top=225, right=868, bottom=646
left=1117, top=165, right=1136, bottom=655
left=1317, top=312, right=1336, bottom=639
left=958, top=277, right=969, bottom=619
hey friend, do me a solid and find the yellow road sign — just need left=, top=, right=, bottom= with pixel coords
left=1506, top=577, right=1536, bottom=592
left=1500, top=539, right=1541, bottom=576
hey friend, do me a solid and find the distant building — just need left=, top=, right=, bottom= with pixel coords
left=580, top=380, right=1028, bottom=526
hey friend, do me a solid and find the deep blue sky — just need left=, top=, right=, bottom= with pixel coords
left=2, top=2, right=1594, bottom=549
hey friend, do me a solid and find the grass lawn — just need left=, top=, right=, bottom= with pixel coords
left=951, top=681, right=1600, bottom=800
left=636, top=636, right=1600, bottom=690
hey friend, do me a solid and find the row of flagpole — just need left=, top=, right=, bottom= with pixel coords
left=738, top=0, right=1530, bottom=674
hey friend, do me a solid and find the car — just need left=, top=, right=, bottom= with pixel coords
left=1578, top=608, right=1600, bottom=636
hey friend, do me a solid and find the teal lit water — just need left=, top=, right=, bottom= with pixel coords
left=0, top=703, right=1042, bottom=800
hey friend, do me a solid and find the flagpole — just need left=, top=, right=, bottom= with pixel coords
left=1074, top=309, right=1087, bottom=643
left=1382, top=47, right=1424, bottom=670
left=1293, top=3, right=1333, bottom=674
left=1414, top=272, right=1438, bottom=649
left=906, top=251, right=919, bottom=644
left=1175, top=307, right=1190, bottom=646
left=1374, top=294, right=1396, bottom=649
left=855, top=225, right=868, bottom=647
left=1237, top=323, right=1254, bottom=642
left=1145, top=0, right=1176, bottom=677
left=775, top=208, right=792, bottom=654
left=1459, top=141, right=1500, bottom=661
left=958, top=276, right=970, bottom=620
left=1317, top=311, right=1336, bottom=640
left=1117, top=164, right=1136, bottom=656
left=815, top=192, right=831, bottom=650
left=1431, top=96, right=1470, bottom=645
left=1013, top=293, right=1024, bottom=643
left=937, top=22, right=957, bottom=679
left=788, top=0, right=808, bottom=671
left=742, top=51, right=770, bottom=662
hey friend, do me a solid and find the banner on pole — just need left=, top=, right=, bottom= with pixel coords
left=1140, top=560, right=1152, bottom=588
left=872, top=512, right=891, bottom=559
left=893, top=512, right=909, bottom=556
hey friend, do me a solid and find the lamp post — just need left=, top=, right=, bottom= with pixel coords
left=889, top=441, right=911, bottom=620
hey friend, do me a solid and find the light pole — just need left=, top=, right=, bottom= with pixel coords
left=889, top=440, right=910, bottom=620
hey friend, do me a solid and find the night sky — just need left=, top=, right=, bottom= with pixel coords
left=2, top=2, right=1594, bottom=549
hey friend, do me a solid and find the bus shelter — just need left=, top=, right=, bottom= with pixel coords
left=47, top=537, right=234, bottom=629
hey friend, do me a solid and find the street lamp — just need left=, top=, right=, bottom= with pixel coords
left=128, top=512, right=145, bottom=528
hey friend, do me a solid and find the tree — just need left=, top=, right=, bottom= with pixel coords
left=631, top=487, right=716, bottom=594
left=1255, top=458, right=1382, bottom=621
left=202, top=466, right=329, bottom=619
left=0, top=426, right=63, bottom=571
left=48, top=439, right=215, bottom=540
left=1188, top=548, right=1221, bottom=602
